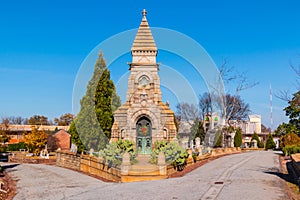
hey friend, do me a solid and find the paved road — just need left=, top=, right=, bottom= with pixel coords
left=4, top=151, right=288, bottom=200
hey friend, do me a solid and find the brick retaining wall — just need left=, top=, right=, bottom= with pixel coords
left=291, top=154, right=300, bottom=177
left=56, top=151, right=121, bottom=182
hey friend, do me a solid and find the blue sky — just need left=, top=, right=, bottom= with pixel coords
left=0, top=0, right=299, bottom=130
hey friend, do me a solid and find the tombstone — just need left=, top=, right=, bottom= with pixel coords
left=89, top=148, right=94, bottom=156
left=206, top=146, right=211, bottom=154
left=198, top=145, right=203, bottom=156
left=190, top=140, right=194, bottom=150
left=157, top=151, right=166, bottom=165
left=121, top=152, right=131, bottom=175
left=70, top=143, right=77, bottom=153
left=195, top=137, right=201, bottom=149
left=252, top=140, right=257, bottom=148
left=157, top=152, right=166, bottom=175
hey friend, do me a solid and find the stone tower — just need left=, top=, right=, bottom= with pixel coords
left=111, top=9, right=177, bottom=154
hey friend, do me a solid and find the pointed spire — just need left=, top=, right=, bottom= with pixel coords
left=131, top=9, right=157, bottom=52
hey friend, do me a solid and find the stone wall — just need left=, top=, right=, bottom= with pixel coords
left=291, top=154, right=300, bottom=177
left=56, top=151, right=121, bottom=182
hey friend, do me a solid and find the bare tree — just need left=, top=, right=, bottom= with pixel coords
left=176, top=103, right=199, bottom=126
left=214, top=60, right=258, bottom=125
left=199, top=92, right=212, bottom=121
left=276, top=61, right=300, bottom=101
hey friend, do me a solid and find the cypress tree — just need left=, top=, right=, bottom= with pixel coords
left=234, top=128, right=242, bottom=147
left=214, top=130, right=223, bottom=148
left=265, top=133, right=276, bottom=149
left=70, top=51, right=121, bottom=152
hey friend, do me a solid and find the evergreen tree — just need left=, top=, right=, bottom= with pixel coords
left=251, top=132, right=264, bottom=148
left=234, top=128, right=242, bottom=147
left=189, top=119, right=206, bottom=144
left=214, top=130, right=223, bottom=148
left=265, top=133, right=276, bottom=149
left=71, top=52, right=121, bottom=151
left=68, top=121, right=84, bottom=153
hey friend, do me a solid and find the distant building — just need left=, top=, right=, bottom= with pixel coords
left=48, top=129, right=71, bottom=151
left=0, top=124, right=69, bottom=144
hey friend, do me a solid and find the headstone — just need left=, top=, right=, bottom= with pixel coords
left=122, top=152, right=131, bottom=166
left=190, top=140, right=194, bottom=150
left=89, top=148, right=94, bottom=156
left=252, top=140, right=257, bottom=148
left=157, top=151, right=166, bottom=165
left=157, top=151, right=167, bottom=175
left=121, top=152, right=131, bottom=175
left=195, top=137, right=201, bottom=148
left=70, top=143, right=77, bottom=153
left=198, top=145, right=203, bottom=156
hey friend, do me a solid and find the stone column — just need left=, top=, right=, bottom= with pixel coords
left=157, top=151, right=166, bottom=175
left=120, top=152, right=131, bottom=175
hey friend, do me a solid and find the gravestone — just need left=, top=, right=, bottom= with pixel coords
left=190, top=140, right=194, bottom=150
left=89, top=148, right=94, bottom=156
left=195, top=137, right=201, bottom=148
left=121, top=152, right=131, bottom=175
left=157, top=152, right=166, bottom=175
left=70, top=143, right=77, bottom=153
left=252, top=140, right=257, bottom=148
left=157, top=151, right=166, bottom=165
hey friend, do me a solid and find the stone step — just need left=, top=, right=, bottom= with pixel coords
left=129, top=164, right=159, bottom=176
left=121, top=175, right=168, bottom=182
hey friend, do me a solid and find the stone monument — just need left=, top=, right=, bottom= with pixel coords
left=111, top=9, right=177, bottom=155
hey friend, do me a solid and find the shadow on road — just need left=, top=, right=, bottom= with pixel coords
left=264, top=157, right=298, bottom=185
left=2, top=163, right=20, bottom=171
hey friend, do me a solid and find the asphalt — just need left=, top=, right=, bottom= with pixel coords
left=4, top=151, right=289, bottom=200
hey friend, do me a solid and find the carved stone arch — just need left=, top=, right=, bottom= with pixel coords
left=134, top=71, right=154, bottom=84
left=131, top=109, right=159, bottom=129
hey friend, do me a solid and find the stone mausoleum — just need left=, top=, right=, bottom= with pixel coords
left=111, top=9, right=177, bottom=154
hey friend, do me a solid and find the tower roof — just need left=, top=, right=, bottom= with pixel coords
left=131, top=9, right=157, bottom=52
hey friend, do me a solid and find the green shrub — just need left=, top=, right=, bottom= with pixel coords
left=282, top=144, right=300, bottom=156
left=251, top=132, right=264, bottom=148
left=214, top=131, right=223, bottom=148
left=150, top=140, right=188, bottom=169
left=99, top=139, right=136, bottom=166
left=265, top=133, right=276, bottom=150
left=234, top=128, right=242, bottom=147
left=8, top=142, right=27, bottom=151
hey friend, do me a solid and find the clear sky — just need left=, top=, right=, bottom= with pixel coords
left=0, top=0, right=299, bottom=130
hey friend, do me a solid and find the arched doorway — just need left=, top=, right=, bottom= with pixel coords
left=136, top=116, right=152, bottom=154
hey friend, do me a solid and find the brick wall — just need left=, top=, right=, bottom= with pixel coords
left=56, top=151, right=121, bottom=182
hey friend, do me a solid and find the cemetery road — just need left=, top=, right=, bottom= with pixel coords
left=5, top=151, right=288, bottom=200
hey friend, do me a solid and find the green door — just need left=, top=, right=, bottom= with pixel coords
left=136, top=117, right=152, bottom=154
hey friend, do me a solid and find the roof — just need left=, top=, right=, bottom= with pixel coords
left=0, top=124, right=69, bottom=132
left=131, top=9, right=157, bottom=52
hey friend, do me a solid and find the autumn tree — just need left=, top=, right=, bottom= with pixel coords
left=71, top=51, right=121, bottom=151
left=28, top=115, right=49, bottom=125
left=280, top=133, right=300, bottom=148
left=23, top=128, right=48, bottom=154
left=54, top=113, right=75, bottom=126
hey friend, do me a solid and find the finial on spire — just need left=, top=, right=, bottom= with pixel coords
left=142, top=9, right=147, bottom=17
